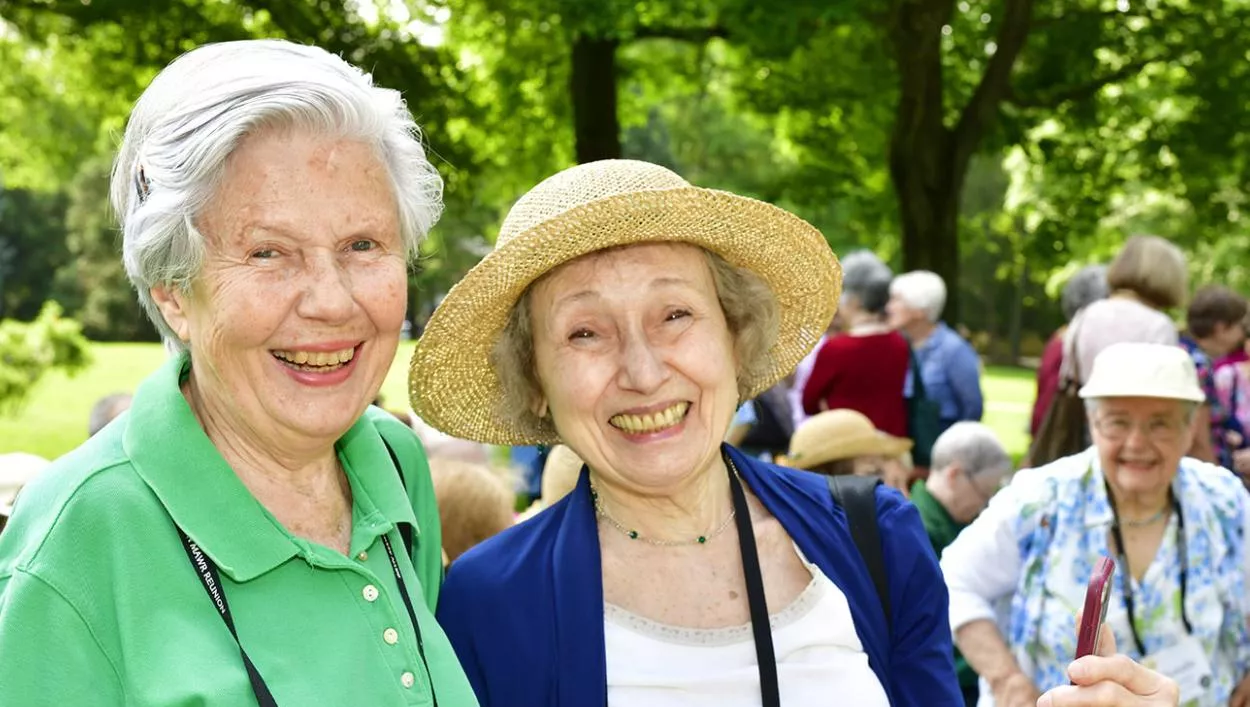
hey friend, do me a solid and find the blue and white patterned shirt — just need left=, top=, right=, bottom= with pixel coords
left=941, top=449, right=1250, bottom=706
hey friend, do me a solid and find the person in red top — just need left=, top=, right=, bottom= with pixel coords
left=803, top=251, right=910, bottom=437
left=1030, top=264, right=1108, bottom=437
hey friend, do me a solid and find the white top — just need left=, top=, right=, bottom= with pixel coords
left=1064, top=298, right=1177, bottom=383
left=604, top=547, right=889, bottom=707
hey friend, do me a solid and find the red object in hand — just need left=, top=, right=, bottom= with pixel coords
left=1076, top=556, right=1117, bottom=659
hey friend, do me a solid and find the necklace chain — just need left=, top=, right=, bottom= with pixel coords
left=590, top=486, right=736, bottom=547
left=1116, top=506, right=1170, bottom=528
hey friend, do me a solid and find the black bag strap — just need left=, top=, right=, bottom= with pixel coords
left=827, top=475, right=891, bottom=633
left=907, top=345, right=927, bottom=401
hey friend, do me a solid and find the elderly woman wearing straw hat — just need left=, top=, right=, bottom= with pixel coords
left=0, top=41, right=475, bottom=705
left=783, top=409, right=913, bottom=494
left=942, top=342, right=1250, bottom=707
left=412, top=159, right=962, bottom=706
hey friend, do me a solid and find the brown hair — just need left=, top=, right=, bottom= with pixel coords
left=1106, top=235, right=1188, bottom=310
left=492, top=245, right=781, bottom=440
left=427, top=459, right=516, bottom=563
left=1187, top=285, right=1248, bottom=338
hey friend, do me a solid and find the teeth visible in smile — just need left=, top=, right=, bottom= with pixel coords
left=610, top=402, right=690, bottom=434
left=272, top=347, right=355, bottom=367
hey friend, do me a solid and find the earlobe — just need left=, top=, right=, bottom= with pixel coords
left=532, top=396, right=549, bottom=420
left=150, top=285, right=192, bottom=342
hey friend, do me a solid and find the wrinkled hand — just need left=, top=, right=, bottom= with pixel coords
left=992, top=672, right=1043, bottom=707
left=1036, top=622, right=1179, bottom=707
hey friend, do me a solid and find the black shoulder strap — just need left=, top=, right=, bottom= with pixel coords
left=381, top=439, right=414, bottom=557
left=827, top=475, right=891, bottom=633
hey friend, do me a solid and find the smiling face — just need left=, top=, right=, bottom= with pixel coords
left=1090, top=397, right=1193, bottom=498
left=151, top=126, right=408, bottom=446
left=528, top=243, right=741, bottom=494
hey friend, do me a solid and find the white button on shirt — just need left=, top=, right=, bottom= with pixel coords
left=383, top=628, right=399, bottom=645
left=362, top=585, right=379, bottom=602
left=401, top=672, right=415, bottom=689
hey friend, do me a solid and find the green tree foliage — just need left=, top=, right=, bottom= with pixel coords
left=0, top=300, right=90, bottom=412
left=0, top=0, right=1247, bottom=356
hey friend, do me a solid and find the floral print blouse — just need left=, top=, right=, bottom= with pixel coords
left=941, top=449, right=1250, bottom=706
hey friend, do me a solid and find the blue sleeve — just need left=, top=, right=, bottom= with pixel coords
left=878, top=489, right=963, bottom=706
left=946, top=342, right=984, bottom=422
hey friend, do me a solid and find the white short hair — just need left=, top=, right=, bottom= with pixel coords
left=110, top=39, right=443, bottom=351
left=930, top=422, right=1011, bottom=479
left=890, top=270, right=947, bottom=322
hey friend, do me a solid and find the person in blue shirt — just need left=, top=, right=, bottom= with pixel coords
left=887, top=270, right=984, bottom=432
left=409, top=160, right=962, bottom=706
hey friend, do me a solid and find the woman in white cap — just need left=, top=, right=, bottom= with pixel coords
left=412, top=159, right=963, bottom=705
left=942, top=342, right=1250, bottom=707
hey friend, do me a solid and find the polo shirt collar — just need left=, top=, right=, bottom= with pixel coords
left=124, top=352, right=416, bottom=581
left=910, top=479, right=961, bottom=542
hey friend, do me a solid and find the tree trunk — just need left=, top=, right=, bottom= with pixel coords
left=570, top=35, right=622, bottom=163
left=886, top=0, right=1035, bottom=326
left=886, top=1, right=963, bottom=321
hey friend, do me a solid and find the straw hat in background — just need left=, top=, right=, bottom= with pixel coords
left=409, top=159, right=842, bottom=445
left=785, top=409, right=913, bottom=471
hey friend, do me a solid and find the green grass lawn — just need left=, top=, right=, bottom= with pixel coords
left=2, top=342, right=1038, bottom=463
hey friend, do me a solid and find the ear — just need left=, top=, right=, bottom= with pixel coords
left=150, top=285, right=193, bottom=343
left=531, top=396, right=549, bottom=420
left=943, top=461, right=962, bottom=483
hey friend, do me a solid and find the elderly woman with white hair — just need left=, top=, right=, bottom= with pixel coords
left=886, top=271, right=984, bottom=462
left=0, top=41, right=476, bottom=705
left=941, top=342, right=1250, bottom=707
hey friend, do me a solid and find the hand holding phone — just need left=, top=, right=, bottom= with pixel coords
left=1075, top=556, right=1116, bottom=659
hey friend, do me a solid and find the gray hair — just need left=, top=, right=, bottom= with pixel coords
left=88, top=393, right=133, bottom=437
left=890, top=270, right=947, bottom=322
left=110, top=39, right=443, bottom=351
left=840, top=250, right=893, bottom=315
left=1061, top=265, right=1109, bottom=321
left=931, top=422, right=1011, bottom=479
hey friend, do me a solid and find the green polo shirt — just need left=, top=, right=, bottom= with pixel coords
left=910, top=479, right=977, bottom=691
left=0, top=352, right=478, bottom=706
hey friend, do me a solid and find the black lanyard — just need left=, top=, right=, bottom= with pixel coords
left=725, top=453, right=782, bottom=707
left=178, top=528, right=438, bottom=706
left=1105, top=486, right=1191, bottom=656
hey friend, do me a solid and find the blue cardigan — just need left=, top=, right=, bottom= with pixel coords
left=436, top=446, right=961, bottom=706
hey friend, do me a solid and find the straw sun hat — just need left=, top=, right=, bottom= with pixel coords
left=409, top=159, right=842, bottom=445
left=785, top=410, right=912, bottom=471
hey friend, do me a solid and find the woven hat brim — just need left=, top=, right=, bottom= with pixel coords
left=409, top=186, right=841, bottom=446
left=789, top=432, right=913, bottom=470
